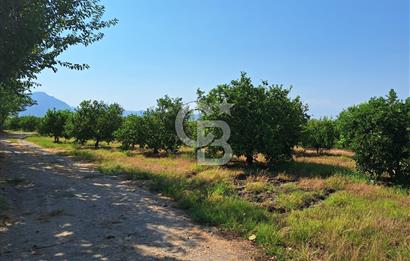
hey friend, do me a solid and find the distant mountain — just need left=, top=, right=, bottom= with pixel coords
left=19, top=92, right=145, bottom=117
left=19, top=92, right=73, bottom=117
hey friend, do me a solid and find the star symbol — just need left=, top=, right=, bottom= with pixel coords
left=218, top=100, right=234, bottom=116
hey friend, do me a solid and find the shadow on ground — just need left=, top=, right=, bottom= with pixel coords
left=0, top=134, right=258, bottom=260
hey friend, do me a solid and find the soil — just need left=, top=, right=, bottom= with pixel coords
left=0, top=134, right=267, bottom=261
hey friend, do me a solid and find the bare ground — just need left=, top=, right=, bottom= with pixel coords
left=0, top=134, right=266, bottom=261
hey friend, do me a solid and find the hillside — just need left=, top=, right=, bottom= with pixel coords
left=19, top=92, right=72, bottom=117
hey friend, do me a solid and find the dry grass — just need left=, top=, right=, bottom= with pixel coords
left=25, top=135, right=410, bottom=261
left=295, top=155, right=356, bottom=170
left=98, top=151, right=197, bottom=177
left=294, top=147, right=355, bottom=157
left=245, top=176, right=272, bottom=193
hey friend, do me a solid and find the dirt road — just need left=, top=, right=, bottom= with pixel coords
left=0, top=135, right=265, bottom=261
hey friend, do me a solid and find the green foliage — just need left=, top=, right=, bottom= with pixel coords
left=3, top=115, right=40, bottom=131
left=4, top=117, right=21, bottom=130
left=0, top=0, right=117, bottom=89
left=18, top=116, right=41, bottom=132
left=0, top=86, right=33, bottom=130
left=0, top=0, right=116, bottom=130
left=285, top=191, right=410, bottom=260
left=302, top=117, right=337, bottom=153
left=67, top=100, right=123, bottom=148
left=143, top=96, right=190, bottom=153
left=0, top=196, right=9, bottom=216
left=26, top=134, right=410, bottom=260
left=114, top=115, right=145, bottom=150
left=198, top=72, right=308, bottom=164
left=338, top=90, right=410, bottom=179
left=39, top=109, right=71, bottom=142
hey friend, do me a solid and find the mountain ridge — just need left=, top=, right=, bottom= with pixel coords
left=20, top=92, right=144, bottom=117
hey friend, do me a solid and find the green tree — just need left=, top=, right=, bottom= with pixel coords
left=3, top=115, right=40, bottom=131
left=40, top=109, right=71, bottom=143
left=143, top=96, right=189, bottom=153
left=198, top=74, right=266, bottom=165
left=114, top=115, right=146, bottom=150
left=198, top=72, right=308, bottom=165
left=302, top=117, right=337, bottom=154
left=338, top=90, right=410, bottom=180
left=4, top=117, right=21, bottom=130
left=0, top=0, right=116, bottom=128
left=19, top=116, right=41, bottom=132
left=142, top=110, right=163, bottom=153
left=68, top=100, right=123, bottom=148
left=0, top=85, right=33, bottom=130
left=260, top=84, right=308, bottom=163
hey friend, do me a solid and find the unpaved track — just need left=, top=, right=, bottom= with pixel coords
left=0, top=135, right=265, bottom=261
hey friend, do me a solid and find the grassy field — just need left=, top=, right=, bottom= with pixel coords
left=23, top=135, right=410, bottom=260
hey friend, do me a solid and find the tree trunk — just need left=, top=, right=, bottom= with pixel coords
left=246, top=154, right=253, bottom=166
left=95, top=139, right=100, bottom=149
left=54, top=136, right=59, bottom=143
left=316, top=147, right=320, bottom=155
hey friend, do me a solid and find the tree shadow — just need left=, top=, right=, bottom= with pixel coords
left=142, top=151, right=170, bottom=158
left=293, top=148, right=354, bottom=159
left=272, top=160, right=357, bottom=179
left=0, top=138, right=215, bottom=261
left=223, top=156, right=357, bottom=181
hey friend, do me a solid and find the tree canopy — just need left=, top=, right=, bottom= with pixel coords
left=114, top=115, right=146, bottom=150
left=39, top=109, right=72, bottom=142
left=67, top=100, right=123, bottom=148
left=198, top=72, right=308, bottom=165
left=338, top=90, right=410, bottom=180
left=144, top=96, right=189, bottom=153
left=0, top=0, right=116, bottom=129
left=302, top=117, right=337, bottom=154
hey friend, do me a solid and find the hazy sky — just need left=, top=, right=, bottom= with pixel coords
left=36, top=0, right=409, bottom=117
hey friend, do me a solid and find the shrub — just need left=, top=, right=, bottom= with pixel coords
left=338, top=90, right=410, bottom=180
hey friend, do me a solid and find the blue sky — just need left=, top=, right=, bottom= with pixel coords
left=37, top=0, right=409, bottom=117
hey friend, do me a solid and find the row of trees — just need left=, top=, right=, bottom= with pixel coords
left=4, top=75, right=409, bottom=180
left=115, top=96, right=187, bottom=153
left=4, top=116, right=41, bottom=132
left=301, top=117, right=338, bottom=154
left=6, top=97, right=186, bottom=151
left=38, top=101, right=124, bottom=147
